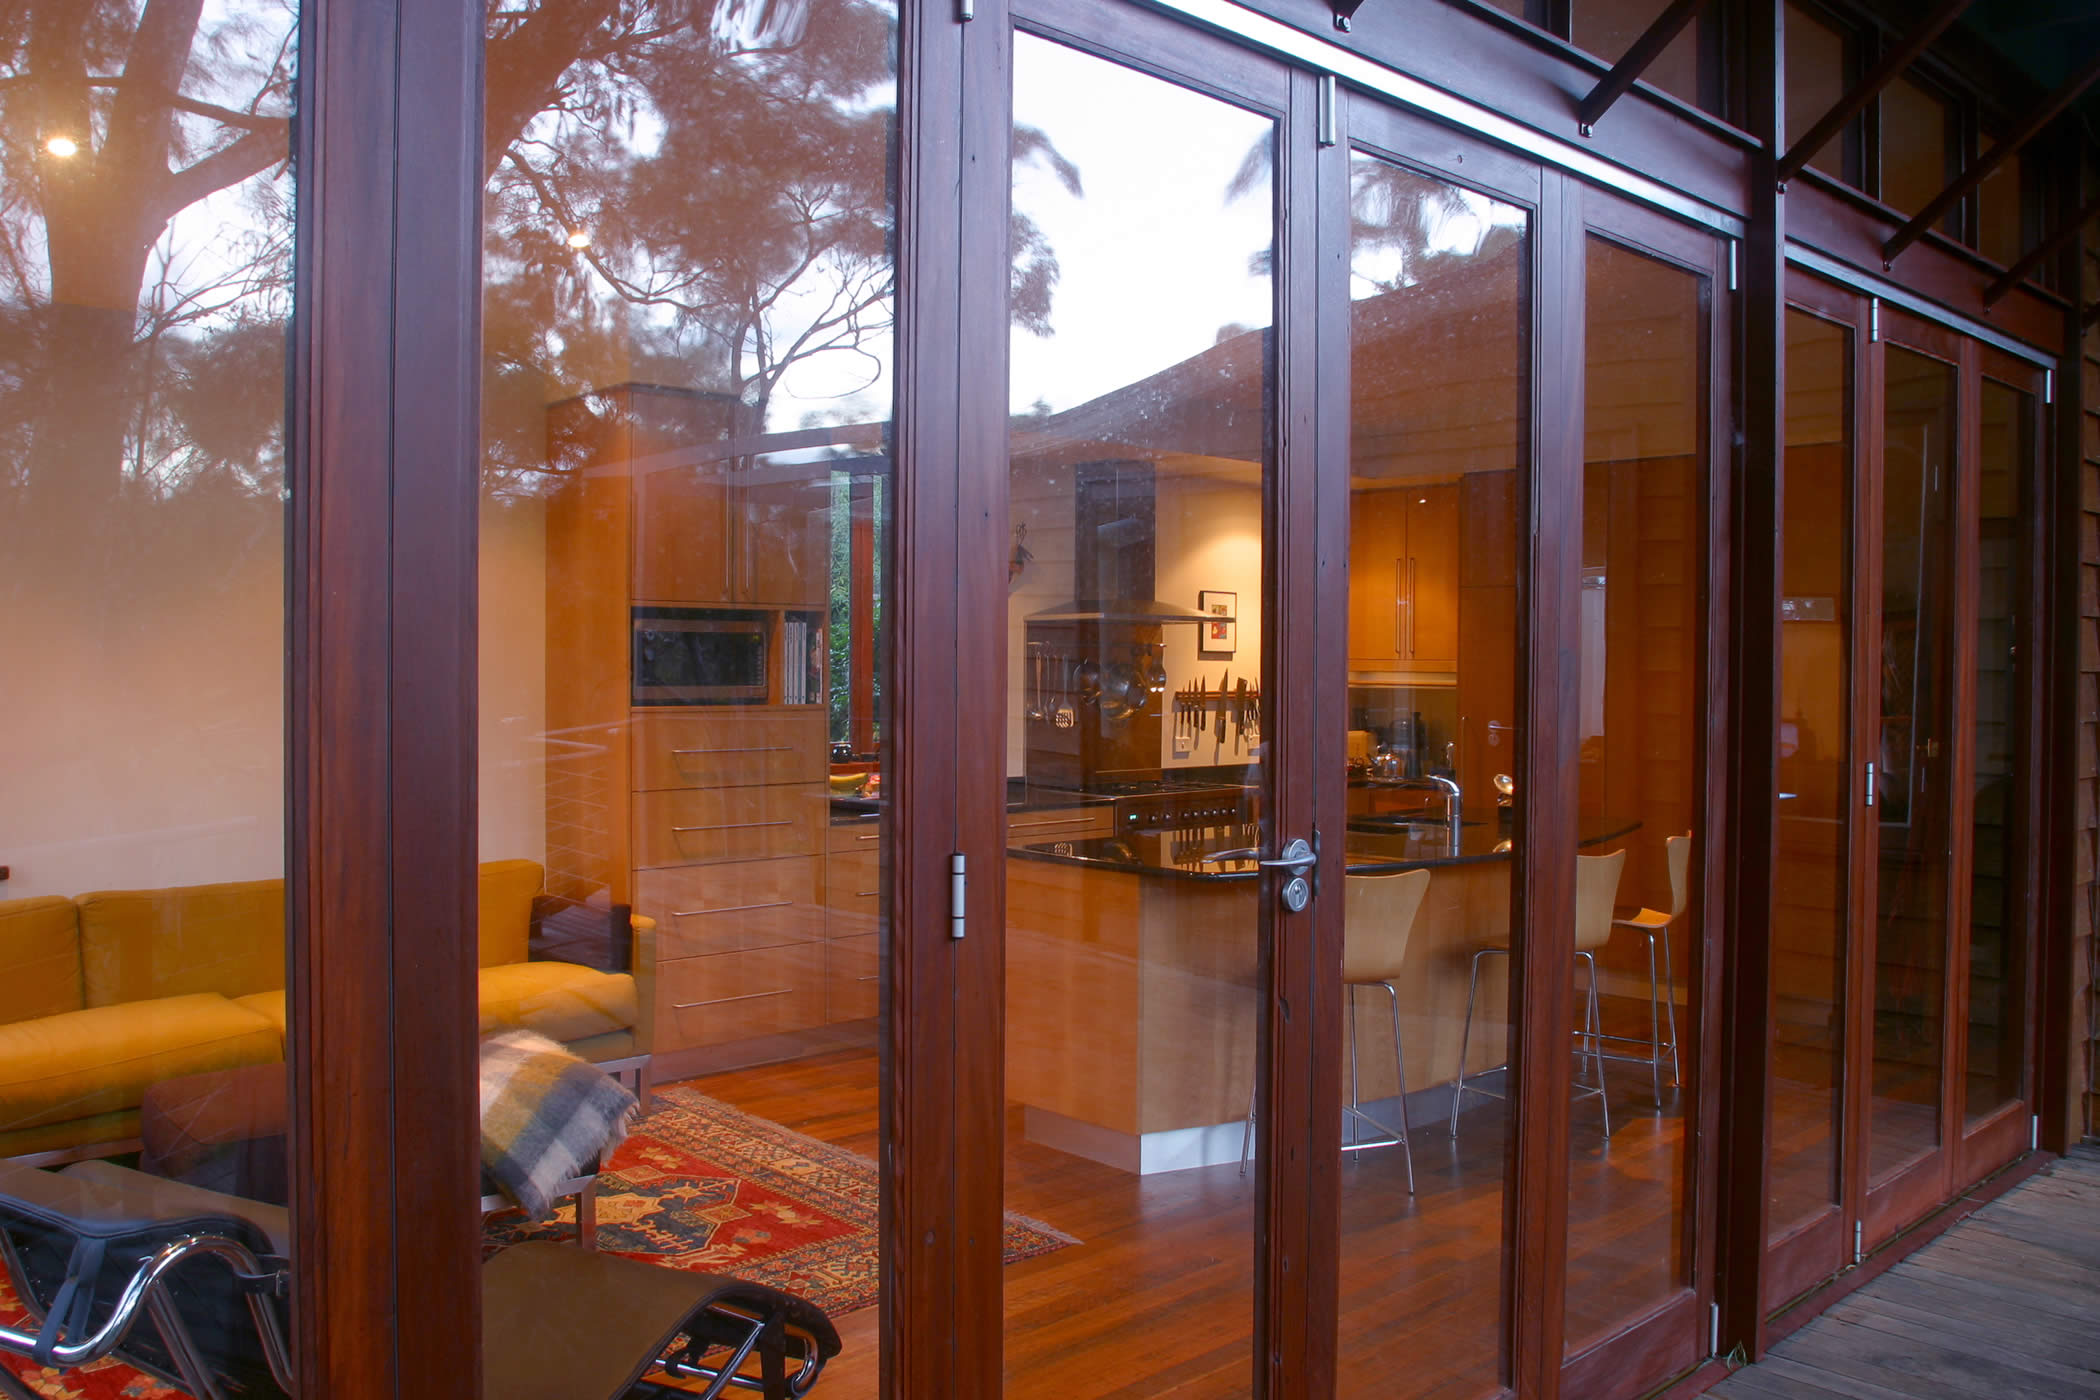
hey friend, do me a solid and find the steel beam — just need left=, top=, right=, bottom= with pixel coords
left=1775, top=0, right=1972, bottom=187
left=1884, top=48, right=2100, bottom=266
left=1576, top=0, right=1710, bottom=133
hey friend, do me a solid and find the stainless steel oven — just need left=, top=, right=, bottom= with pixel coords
left=631, top=607, right=770, bottom=706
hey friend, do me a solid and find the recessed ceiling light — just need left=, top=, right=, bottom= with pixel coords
left=566, top=229, right=591, bottom=249
left=44, top=136, right=78, bottom=159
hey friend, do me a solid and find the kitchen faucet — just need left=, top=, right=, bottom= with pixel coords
left=1386, top=775, right=1462, bottom=856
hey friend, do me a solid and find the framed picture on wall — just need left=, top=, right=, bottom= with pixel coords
left=1198, top=590, right=1236, bottom=656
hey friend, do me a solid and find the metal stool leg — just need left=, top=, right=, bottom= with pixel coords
left=1645, top=929, right=1664, bottom=1106
left=1578, top=950, right=1610, bottom=1139
left=1450, top=948, right=1491, bottom=1138
left=1382, top=980, right=1415, bottom=1196
left=1347, top=988, right=1362, bottom=1148
left=1240, top=1061, right=1256, bottom=1178
left=1660, top=920, right=1681, bottom=1087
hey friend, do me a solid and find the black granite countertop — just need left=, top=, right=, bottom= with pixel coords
left=830, top=782, right=1116, bottom=824
left=1010, top=818, right=1640, bottom=882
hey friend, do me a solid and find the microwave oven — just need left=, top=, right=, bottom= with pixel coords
left=632, top=607, right=770, bottom=705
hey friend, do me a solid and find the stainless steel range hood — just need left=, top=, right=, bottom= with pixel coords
left=1026, top=598, right=1211, bottom=624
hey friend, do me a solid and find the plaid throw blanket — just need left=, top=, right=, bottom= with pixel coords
left=479, top=1030, right=637, bottom=1217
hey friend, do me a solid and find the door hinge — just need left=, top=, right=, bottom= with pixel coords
left=1869, top=298, right=1881, bottom=342
left=1864, top=760, right=1876, bottom=807
left=1317, top=74, right=1338, bottom=148
left=2043, top=369, right=2053, bottom=405
left=958, top=0, right=974, bottom=20
left=2032, top=1114, right=2040, bottom=1150
left=1853, top=1220, right=1864, bottom=1265
left=949, top=853, right=967, bottom=939
left=1708, top=1302, right=1720, bottom=1357
left=1726, top=241, right=1738, bottom=292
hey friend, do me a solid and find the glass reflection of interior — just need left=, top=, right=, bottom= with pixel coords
left=1880, top=78, right=1952, bottom=226
left=1571, top=0, right=1706, bottom=111
left=1870, top=344, right=1956, bottom=1182
left=1770, top=309, right=1852, bottom=1241
left=1965, top=380, right=2032, bottom=1126
left=1565, top=237, right=1704, bottom=1354
left=0, top=2, right=300, bottom=1390
left=1338, top=155, right=1526, bottom=1399
left=1001, top=36, right=1270, bottom=1393
left=478, top=2, right=896, bottom=1392
left=1784, top=2, right=1853, bottom=182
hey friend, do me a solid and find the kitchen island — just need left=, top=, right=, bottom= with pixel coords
left=1005, top=816, right=1638, bottom=1173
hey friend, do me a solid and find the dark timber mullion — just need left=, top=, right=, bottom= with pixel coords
left=1718, top=0, right=1783, bottom=1365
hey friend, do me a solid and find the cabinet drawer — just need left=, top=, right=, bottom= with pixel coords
left=827, top=818, right=883, bottom=854
left=633, top=711, right=827, bottom=790
left=637, top=858, right=824, bottom=958
left=656, top=944, right=826, bottom=1049
left=636, top=785, right=824, bottom=867
left=827, top=934, right=880, bottom=1024
left=825, top=848, right=882, bottom=937
left=1004, top=807, right=1111, bottom=842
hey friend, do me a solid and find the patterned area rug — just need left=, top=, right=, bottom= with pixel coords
left=486, top=1086, right=1077, bottom=1314
left=0, top=1087, right=1074, bottom=1398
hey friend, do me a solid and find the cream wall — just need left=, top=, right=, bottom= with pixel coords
left=1, top=508, right=285, bottom=902
left=480, top=489, right=549, bottom=866
left=1155, top=472, right=1262, bottom=770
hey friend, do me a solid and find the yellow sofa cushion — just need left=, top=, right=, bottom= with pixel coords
left=233, top=991, right=287, bottom=1041
left=478, top=860, right=542, bottom=969
left=76, top=881, right=284, bottom=1007
left=0, top=897, right=85, bottom=1025
left=0, top=994, right=280, bottom=1136
left=478, top=962, right=636, bottom=1045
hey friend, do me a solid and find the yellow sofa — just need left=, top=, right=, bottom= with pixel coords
left=0, top=860, right=652, bottom=1160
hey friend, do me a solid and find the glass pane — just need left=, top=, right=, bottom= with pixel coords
left=1881, top=79, right=1951, bottom=226
left=1339, top=157, right=1528, bottom=1398
left=0, top=0, right=299, bottom=1390
left=1003, top=35, right=1272, bottom=1395
left=1978, top=153, right=2025, bottom=269
left=480, top=0, right=895, bottom=1390
left=1870, top=344, right=1956, bottom=1181
left=1965, top=379, right=2032, bottom=1126
left=1785, top=3, right=1851, bottom=182
left=1566, top=237, right=1705, bottom=1351
left=1771, top=309, right=1852, bottom=1240
left=1572, top=0, right=1703, bottom=110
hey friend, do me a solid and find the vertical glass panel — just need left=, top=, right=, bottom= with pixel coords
left=1978, top=154, right=2025, bottom=269
left=0, top=1, right=299, bottom=1391
left=1572, top=0, right=1704, bottom=110
left=1566, top=237, right=1704, bottom=1351
left=1870, top=345, right=1956, bottom=1181
left=1339, top=156, right=1527, bottom=1398
left=1965, top=379, right=2032, bottom=1126
left=480, top=1, right=895, bottom=1391
left=1785, top=3, right=1851, bottom=182
left=1003, top=35, right=1271, bottom=1395
left=1771, top=310, right=1852, bottom=1240
left=1881, top=79, right=1951, bottom=226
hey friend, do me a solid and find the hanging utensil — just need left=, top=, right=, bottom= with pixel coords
left=1025, top=643, right=1045, bottom=725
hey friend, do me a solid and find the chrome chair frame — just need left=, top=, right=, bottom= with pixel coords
left=1446, top=945, right=1611, bottom=1142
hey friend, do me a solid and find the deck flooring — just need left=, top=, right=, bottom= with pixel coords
left=1709, top=1146, right=2100, bottom=1400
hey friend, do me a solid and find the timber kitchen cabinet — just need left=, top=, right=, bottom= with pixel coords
left=1348, top=482, right=1459, bottom=674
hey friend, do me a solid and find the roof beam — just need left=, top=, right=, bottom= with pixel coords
left=1577, top=0, right=1711, bottom=134
left=1883, top=49, right=2100, bottom=266
left=1984, top=190, right=2100, bottom=306
left=1775, top=0, right=1973, bottom=187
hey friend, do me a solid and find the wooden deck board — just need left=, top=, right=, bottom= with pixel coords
left=1711, top=1149, right=2100, bottom=1399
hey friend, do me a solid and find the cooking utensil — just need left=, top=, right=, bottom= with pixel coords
left=1025, top=643, right=1045, bottom=724
left=1215, top=670, right=1229, bottom=749
left=1234, top=677, right=1248, bottom=752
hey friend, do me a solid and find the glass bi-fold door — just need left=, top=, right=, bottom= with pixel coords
left=1766, top=277, right=2046, bottom=1313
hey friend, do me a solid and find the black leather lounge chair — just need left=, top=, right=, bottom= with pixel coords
left=0, top=1160, right=840, bottom=1400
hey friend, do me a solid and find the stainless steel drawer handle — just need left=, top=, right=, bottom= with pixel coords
left=672, top=987, right=793, bottom=1010
left=856, top=975, right=879, bottom=982
left=672, top=821, right=792, bottom=834
left=672, top=746, right=792, bottom=755
left=1008, top=817, right=1090, bottom=831
left=856, top=890, right=878, bottom=899
left=856, top=833, right=881, bottom=842
left=672, top=900, right=793, bottom=919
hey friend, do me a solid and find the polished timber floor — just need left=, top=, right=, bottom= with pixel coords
left=1712, top=1146, right=2100, bottom=1400
left=687, top=1030, right=1697, bottom=1399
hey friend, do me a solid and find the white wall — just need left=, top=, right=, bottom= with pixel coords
left=1155, top=473, right=1263, bottom=770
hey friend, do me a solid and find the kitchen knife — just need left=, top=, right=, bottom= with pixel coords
left=1216, top=670, right=1229, bottom=748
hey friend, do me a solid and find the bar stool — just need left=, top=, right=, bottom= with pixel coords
left=1448, top=848, right=1625, bottom=1142
left=1240, top=866, right=1432, bottom=1193
left=1607, top=832, right=1689, bottom=1105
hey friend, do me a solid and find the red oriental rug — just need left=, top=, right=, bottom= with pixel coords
left=0, top=1087, right=1074, bottom=1398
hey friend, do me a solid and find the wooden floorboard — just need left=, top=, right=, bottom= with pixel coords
left=1710, top=1150, right=2100, bottom=1399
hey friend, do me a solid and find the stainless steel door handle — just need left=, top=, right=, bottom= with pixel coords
left=1197, top=837, right=1315, bottom=870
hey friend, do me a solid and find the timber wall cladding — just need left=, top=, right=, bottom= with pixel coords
left=2084, top=176, right=2099, bottom=1141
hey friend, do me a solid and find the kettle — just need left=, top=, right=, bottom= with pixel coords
left=1371, top=746, right=1403, bottom=779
